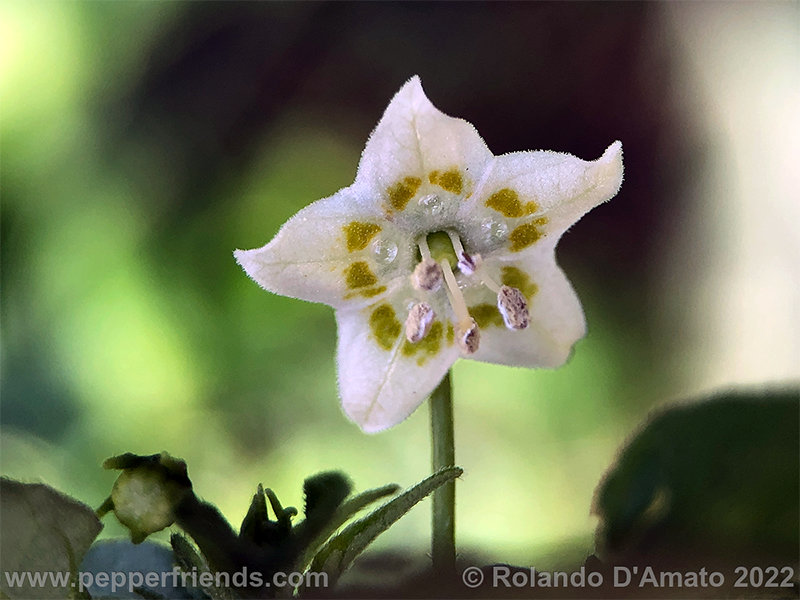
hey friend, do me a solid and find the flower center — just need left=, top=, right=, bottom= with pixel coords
left=406, top=230, right=530, bottom=355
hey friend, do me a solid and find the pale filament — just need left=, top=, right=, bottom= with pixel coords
left=480, top=273, right=502, bottom=293
left=448, top=230, right=503, bottom=292
left=439, top=258, right=472, bottom=328
left=446, top=230, right=466, bottom=258
left=418, top=236, right=433, bottom=261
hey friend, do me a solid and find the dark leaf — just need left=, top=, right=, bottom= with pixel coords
left=594, top=389, right=799, bottom=565
left=0, top=478, right=103, bottom=599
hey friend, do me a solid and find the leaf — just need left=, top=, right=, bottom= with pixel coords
left=171, top=533, right=207, bottom=574
left=594, top=389, right=799, bottom=564
left=308, top=467, right=462, bottom=587
left=0, top=478, right=103, bottom=599
left=294, top=483, right=400, bottom=573
left=170, top=534, right=230, bottom=600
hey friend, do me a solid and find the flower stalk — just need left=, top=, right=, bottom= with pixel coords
left=430, top=370, right=455, bottom=574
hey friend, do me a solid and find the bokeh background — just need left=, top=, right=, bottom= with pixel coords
left=2, top=0, right=798, bottom=576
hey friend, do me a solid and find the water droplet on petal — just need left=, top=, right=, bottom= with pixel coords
left=481, top=218, right=508, bottom=243
left=418, top=194, right=443, bottom=216
left=372, top=238, right=398, bottom=264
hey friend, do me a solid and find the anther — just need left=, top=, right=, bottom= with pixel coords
left=457, top=252, right=481, bottom=275
left=405, top=302, right=435, bottom=343
left=457, top=319, right=480, bottom=354
left=447, top=231, right=481, bottom=276
left=497, top=285, right=530, bottom=330
left=412, top=259, right=443, bottom=291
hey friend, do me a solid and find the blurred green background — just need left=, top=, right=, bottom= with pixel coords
left=1, top=1, right=798, bottom=573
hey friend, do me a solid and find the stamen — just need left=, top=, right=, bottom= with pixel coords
left=439, top=259, right=470, bottom=323
left=418, top=236, right=433, bottom=260
left=457, top=318, right=480, bottom=354
left=457, top=252, right=481, bottom=275
left=413, top=237, right=444, bottom=291
left=466, top=258, right=502, bottom=293
left=447, top=231, right=479, bottom=275
left=481, top=275, right=501, bottom=293
left=497, top=285, right=530, bottom=330
left=447, top=230, right=466, bottom=257
left=440, top=258, right=480, bottom=354
left=405, top=302, right=435, bottom=343
left=412, top=259, right=443, bottom=291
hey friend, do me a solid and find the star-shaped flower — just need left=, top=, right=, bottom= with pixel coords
left=236, top=76, right=623, bottom=433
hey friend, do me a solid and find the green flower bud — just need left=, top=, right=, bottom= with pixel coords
left=102, top=452, right=192, bottom=544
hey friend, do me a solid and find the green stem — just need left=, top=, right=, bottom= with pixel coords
left=430, top=370, right=455, bottom=574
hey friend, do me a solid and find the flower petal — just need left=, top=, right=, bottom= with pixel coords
left=356, top=76, right=493, bottom=219
left=336, top=296, right=460, bottom=432
left=462, top=257, right=585, bottom=368
left=460, top=141, right=623, bottom=256
left=235, top=189, right=413, bottom=308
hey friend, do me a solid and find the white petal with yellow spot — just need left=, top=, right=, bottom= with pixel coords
left=235, top=75, right=623, bottom=432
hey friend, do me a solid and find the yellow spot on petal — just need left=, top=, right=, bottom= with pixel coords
left=369, top=304, right=402, bottom=350
left=500, top=266, right=538, bottom=299
left=429, top=169, right=463, bottom=194
left=344, top=222, right=381, bottom=252
left=470, top=304, right=504, bottom=328
left=345, top=262, right=378, bottom=289
left=345, top=286, right=387, bottom=300
left=387, top=176, right=422, bottom=211
left=402, top=321, right=444, bottom=365
left=485, top=188, right=538, bottom=218
left=509, top=221, right=544, bottom=252
left=446, top=322, right=454, bottom=345
left=360, top=286, right=386, bottom=298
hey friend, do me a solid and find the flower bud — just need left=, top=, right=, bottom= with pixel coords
left=103, top=452, right=192, bottom=544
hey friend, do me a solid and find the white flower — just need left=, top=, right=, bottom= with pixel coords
left=236, top=76, right=623, bottom=433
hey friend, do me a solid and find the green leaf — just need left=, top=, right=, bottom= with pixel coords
left=0, top=478, right=103, bottom=599
left=294, top=483, right=400, bottom=573
left=170, top=533, right=209, bottom=576
left=171, top=534, right=231, bottom=600
left=308, top=467, right=462, bottom=587
left=594, top=389, right=799, bottom=564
